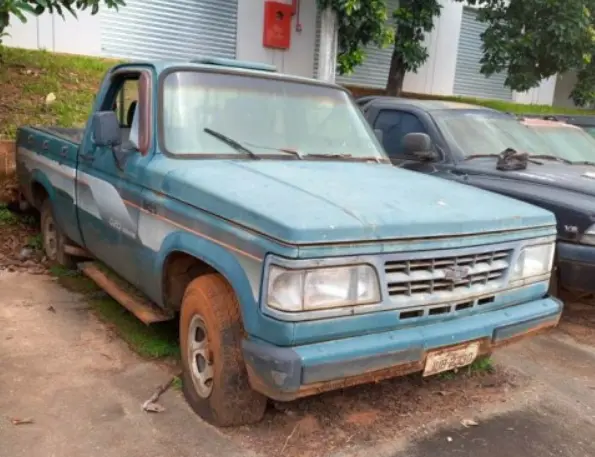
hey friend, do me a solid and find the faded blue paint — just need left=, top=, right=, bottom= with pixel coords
left=14, top=58, right=564, bottom=399
left=153, top=157, right=554, bottom=245
left=242, top=296, right=562, bottom=398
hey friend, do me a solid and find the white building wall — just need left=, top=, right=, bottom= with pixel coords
left=3, top=0, right=559, bottom=106
left=403, top=0, right=463, bottom=95
left=4, top=11, right=102, bottom=56
left=512, top=77, right=557, bottom=106
left=236, top=0, right=318, bottom=78
left=553, top=72, right=579, bottom=108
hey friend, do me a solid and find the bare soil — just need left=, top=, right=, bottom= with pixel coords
left=223, top=367, right=523, bottom=457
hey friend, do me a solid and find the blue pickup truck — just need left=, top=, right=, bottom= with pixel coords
left=15, top=58, right=562, bottom=427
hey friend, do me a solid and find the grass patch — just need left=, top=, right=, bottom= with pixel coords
left=171, top=375, right=183, bottom=391
left=0, top=203, right=18, bottom=225
left=0, top=47, right=118, bottom=139
left=437, top=356, right=495, bottom=380
left=49, top=264, right=179, bottom=359
left=26, top=233, right=43, bottom=251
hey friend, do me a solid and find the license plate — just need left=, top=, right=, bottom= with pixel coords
left=423, top=342, right=480, bottom=377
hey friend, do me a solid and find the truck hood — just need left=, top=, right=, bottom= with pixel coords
left=457, top=160, right=595, bottom=197
left=160, top=160, right=554, bottom=245
left=454, top=160, right=595, bottom=240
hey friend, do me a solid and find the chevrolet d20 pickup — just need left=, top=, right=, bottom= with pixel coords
left=16, top=57, right=562, bottom=427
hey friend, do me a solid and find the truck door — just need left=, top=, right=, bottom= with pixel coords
left=76, top=67, right=154, bottom=288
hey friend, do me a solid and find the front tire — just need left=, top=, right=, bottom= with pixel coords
left=179, top=273, right=267, bottom=427
left=40, top=199, right=75, bottom=268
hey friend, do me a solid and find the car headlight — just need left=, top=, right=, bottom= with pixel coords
left=581, top=224, right=595, bottom=245
left=267, top=264, right=381, bottom=312
left=510, top=243, right=555, bottom=281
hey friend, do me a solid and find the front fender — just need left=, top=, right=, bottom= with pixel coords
left=153, top=230, right=264, bottom=337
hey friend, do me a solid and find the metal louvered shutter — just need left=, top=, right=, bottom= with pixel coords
left=334, top=0, right=399, bottom=87
left=453, top=7, right=511, bottom=100
left=100, top=0, right=237, bottom=61
left=313, top=8, right=321, bottom=78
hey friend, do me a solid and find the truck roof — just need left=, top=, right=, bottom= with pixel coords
left=357, top=95, right=499, bottom=112
left=521, top=118, right=583, bottom=129
left=112, top=56, right=346, bottom=92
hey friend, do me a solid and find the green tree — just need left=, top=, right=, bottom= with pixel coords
left=386, top=0, right=441, bottom=95
left=477, top=0, right=595, bottom=106
left=317, top=0, right=394, bottom=75
left=1, top=1, right=125, bottom=45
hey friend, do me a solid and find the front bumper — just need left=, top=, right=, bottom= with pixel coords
left=557, top=241, right=595, bottom=292
left=243, top=297, right=562, bottom=401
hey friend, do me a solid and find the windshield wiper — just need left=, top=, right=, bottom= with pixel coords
left=571, top=160, right=595, bottom=166
left=463, top=153, right=500, bottom=161
left=302, top=153, right=383, bottom=163
left=242, top=142, right=302, bottom=159
left=530, top=154, right=572, bottom=164
left=203, top=128, right=259, bottom=159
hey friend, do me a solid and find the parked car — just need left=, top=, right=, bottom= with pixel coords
left=15, top=59, right=562, bottom=427
left=357, top=95, right=595, bottom=296
left=520, top=113, right=595, bottom=138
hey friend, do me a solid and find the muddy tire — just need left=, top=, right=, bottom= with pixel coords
left=40, top=200, right=75, bottom=268
left=179, top=273, right=267, bottom=427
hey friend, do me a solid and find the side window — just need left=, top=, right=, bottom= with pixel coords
left=103, top=76, right=141, bottom=149
left=374, top=110, right=427, bottom=159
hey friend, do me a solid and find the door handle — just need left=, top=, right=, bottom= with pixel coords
left=59, top=146, right=68, bottom=158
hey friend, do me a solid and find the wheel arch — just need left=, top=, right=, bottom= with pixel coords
left=156, top=231, right=262, bottom=334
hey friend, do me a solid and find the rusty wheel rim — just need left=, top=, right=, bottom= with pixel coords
left=187, top=315, right=214, bottom=398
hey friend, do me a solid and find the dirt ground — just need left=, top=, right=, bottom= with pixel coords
left=2, top=270, right=595, bottom=457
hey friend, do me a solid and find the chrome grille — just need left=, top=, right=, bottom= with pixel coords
left=385, top=249, right=512, bottom=301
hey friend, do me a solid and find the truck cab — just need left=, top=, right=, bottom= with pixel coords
left=16, top=60, right=562, bottom=427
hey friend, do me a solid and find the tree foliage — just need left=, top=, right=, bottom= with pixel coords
left=1, top=0, right=125, bottom=44
left=317, top=0, right=394, bottom=75
left=477, top=0, right=595, bottom=106
left=386, top=0, right=442, bottom=95
left=323, top=0, right=595, bottom=106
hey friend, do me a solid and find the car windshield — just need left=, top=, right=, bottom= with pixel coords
left=432, top=110, right=551, bottom=157
left=581, top=126, right=595, bottom=138
left=160, top=70, right=387, bottom=160
left=526, top=124, right=595, bottom=162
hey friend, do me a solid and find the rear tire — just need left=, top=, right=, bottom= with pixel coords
left=179, top=273, right=267, bottom=427
left=40, top=200, right=75, bottom=268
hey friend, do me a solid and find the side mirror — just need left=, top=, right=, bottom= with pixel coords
left=374, top=129, right=383, bottom=143
left=91, top=111, right=121, bottom=148
left=402, top=132, right=439, bottom=161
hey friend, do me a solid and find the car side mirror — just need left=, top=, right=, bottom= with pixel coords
left=92, top=111, right=122, bottom=148
left=374, top=129, right=383, bottom=143
left=402, top=132, right=439, bottom=161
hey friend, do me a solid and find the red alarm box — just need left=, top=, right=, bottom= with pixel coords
left=263, top=1, right=293, bottom=50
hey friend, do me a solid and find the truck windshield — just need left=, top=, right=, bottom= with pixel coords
left=160, top=70, right=386, bottom=160
left=526, top=123, right=595, bottom=162
left=433, top=111, right=551, bottom=158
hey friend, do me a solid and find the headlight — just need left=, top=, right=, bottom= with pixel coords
left=510, top=243, right=555, bottom=281
left=581, top=224, right=595, bottom=245
left=267, top=264, right=381, bottom=312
